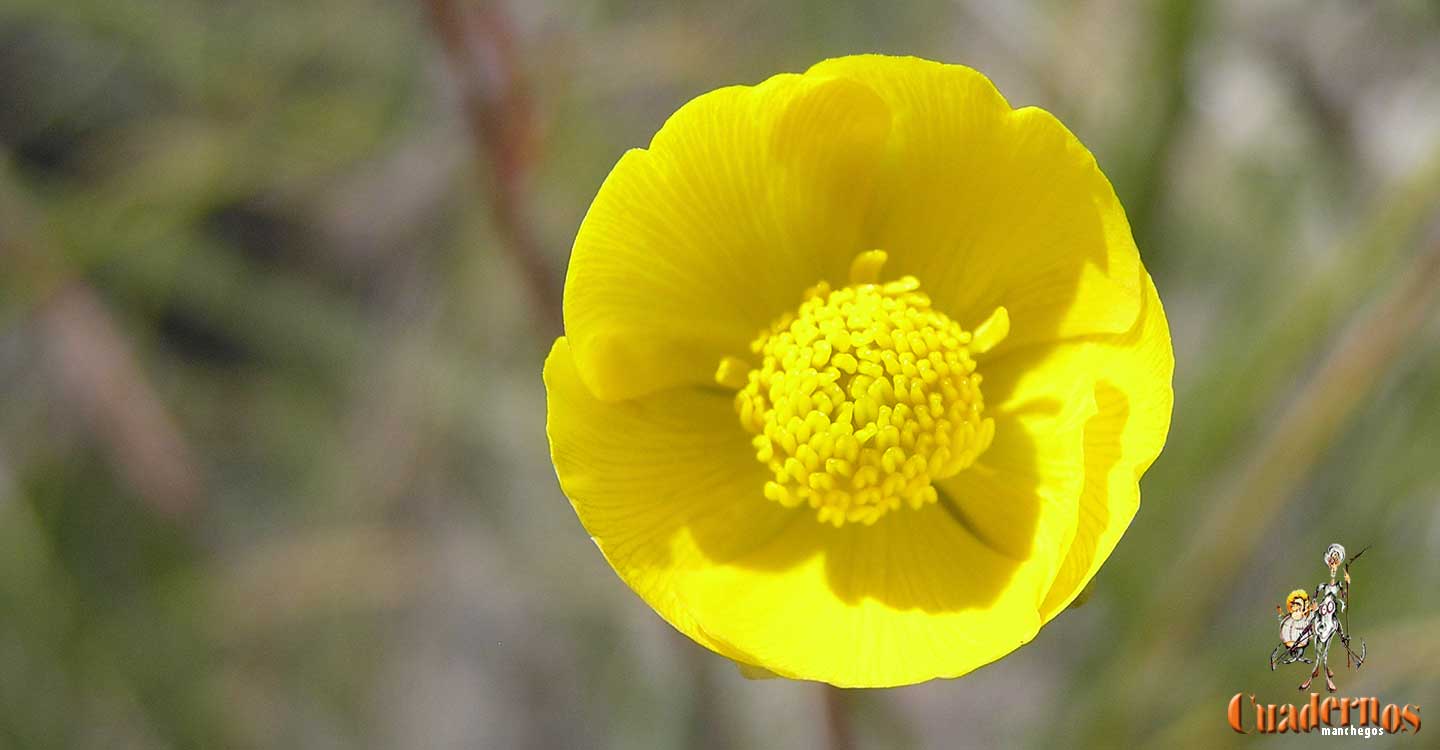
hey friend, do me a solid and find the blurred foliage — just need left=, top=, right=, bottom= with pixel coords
left=2, top=0, right=1440, bottom=748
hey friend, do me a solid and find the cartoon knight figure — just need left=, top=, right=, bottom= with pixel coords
left=1300, top=543, right=1360, bottom=692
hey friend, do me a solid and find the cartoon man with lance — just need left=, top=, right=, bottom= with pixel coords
left=1297, top=543, right=1367, bottom=692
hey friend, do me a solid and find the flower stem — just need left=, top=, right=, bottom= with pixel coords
left=419, top=0, right=563, bottom=338
left=821, top=685, right=856, bottom=750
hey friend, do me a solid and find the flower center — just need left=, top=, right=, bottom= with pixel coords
left=715, top=251, right=1009, bottom=527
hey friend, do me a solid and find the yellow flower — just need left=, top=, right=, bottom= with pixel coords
left=544, top=55, right=1173, bottom=687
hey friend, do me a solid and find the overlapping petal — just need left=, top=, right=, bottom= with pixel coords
left=934, top=266, right=1173, bottom=623
left=1038, top=269, right=1173, bottom=619
left=544, top=337, right=793, bottom=662
left=564, top=73, right=892, bottom=401
left=679, top=501, right=1048, bottom=687
left=935, top=337, right=1100, bottom=599
left=807, top=55, right=1143, bottom=354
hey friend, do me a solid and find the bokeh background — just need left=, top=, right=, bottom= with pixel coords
left=3, top=0, right=1439, bottom=747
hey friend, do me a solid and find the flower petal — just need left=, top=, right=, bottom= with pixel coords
left=544, top=338, right=796, bottom=661
left=676, top=501, right=1050, bottom=687
left=565, top=73, right=893, bottom=401
left=1038, top=270, right=1174, bottom=619
left=933, top=340, right=1099, bottom=602
left=806, top=55, right=1142, bottom=352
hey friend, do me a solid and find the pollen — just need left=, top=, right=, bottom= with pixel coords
left=720, top=251, right=1007, bottom=527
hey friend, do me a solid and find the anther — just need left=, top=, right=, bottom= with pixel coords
left=849, top=250, right=889, bottom=285
left=715, top=356, right=752, bottom=390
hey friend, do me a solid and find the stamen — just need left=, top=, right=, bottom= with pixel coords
left=969, top=306, right=1010, bottom=355
left=725, top=251, right=1007, bottom=527
left=715, top=356, right=752, bottom=390
left=848, top=250, right=889, bottom=285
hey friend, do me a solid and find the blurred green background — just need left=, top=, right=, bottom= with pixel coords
left=2, top=0, right=1439, bottom=747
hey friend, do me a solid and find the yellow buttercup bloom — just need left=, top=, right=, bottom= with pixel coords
left=544, top=55, right=1173, bottom=687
